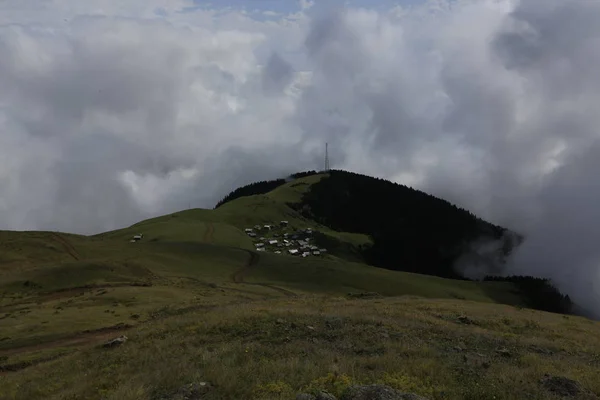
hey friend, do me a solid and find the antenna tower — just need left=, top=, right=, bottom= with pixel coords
left=325, top=142, right=330, bottom=172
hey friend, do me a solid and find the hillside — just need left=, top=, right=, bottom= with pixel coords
left=0, top=171, right=595, bottom=400
left=214, top=170, right=519, bottom=278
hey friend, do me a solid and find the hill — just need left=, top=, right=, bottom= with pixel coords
left=214, top=170, right=520, bottom=278
left=0, top=171, right=595, bottom=400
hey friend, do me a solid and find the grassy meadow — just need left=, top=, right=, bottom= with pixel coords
left=1, top=175, right=599, bottom=399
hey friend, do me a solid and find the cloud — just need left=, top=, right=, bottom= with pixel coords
left=2, top=0, right=600, bottom=313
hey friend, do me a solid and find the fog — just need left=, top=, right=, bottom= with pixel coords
left=1, top=0, right=599, bottom=313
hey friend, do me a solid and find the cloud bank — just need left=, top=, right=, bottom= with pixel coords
left=1, top=0, right=600, bottom=312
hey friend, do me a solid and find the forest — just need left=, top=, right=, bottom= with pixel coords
left=295, top=170, right=511, bottom=279
left=483, top=275, right=573, bottom=314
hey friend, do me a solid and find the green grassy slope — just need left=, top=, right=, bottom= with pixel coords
left=95, top=174, right=370, bottom=258
left=0, top=174, right=598, bottom=399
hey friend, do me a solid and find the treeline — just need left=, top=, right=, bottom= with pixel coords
left=292, top=170, right=319, bottom=179
left=294, top=170, right=509, bottom=279
left=484, top=275, right=573, bottom=314
left=214, top=171, right=319, bottom=208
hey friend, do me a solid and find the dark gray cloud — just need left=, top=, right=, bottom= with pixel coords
left=262, top=52, right=294, bottom=95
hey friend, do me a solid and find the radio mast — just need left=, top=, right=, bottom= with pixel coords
left=325, top=142, right=330, bottom=172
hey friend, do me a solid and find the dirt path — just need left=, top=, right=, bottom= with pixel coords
left=1, top=283, right=153, bottom=310
left=231, top=250, right=260, bottom=283
left=51, top=233, right=80, bottom=261
left=231, top=250, right=297, bottom=297
left=203, top=223, right=215, bottom=243
left=0, top=324, right=131, bottom=359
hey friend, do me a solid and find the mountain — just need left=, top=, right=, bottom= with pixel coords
left=0, top=170, right=595, bottom=400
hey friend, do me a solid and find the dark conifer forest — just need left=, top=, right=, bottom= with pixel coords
left=295, top=170, right=510, bottom=279
left=484, top=276, right=573, bottom=314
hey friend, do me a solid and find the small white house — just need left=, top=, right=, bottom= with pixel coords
left=263, top=225, right=272, bottom=230
left=313, top=251, right=321, bottom=256
left=281, top=220, right=289, bottom=226
left=319, top=248, right=327, bottom=253
left=288, top=249, right=299, bottom=255
left=275, top=251, right=282, bottom=254
left=248, top=233, right=257, bottom=237
left=256, top=247, right=266, bottom=252
left=245, top=228, right=253, bottom=233
left=132, top=233, right=143, bottom=241
left=268, top=239, right=278, bottom=245
left=254, top=225, right=261, bottom=230
left=256, top=243, right=265, bottom=248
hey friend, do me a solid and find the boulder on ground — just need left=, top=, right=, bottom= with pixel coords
left=102, top=335, right=128, bottom=348
left=540, top=374, right=590, bottom=397
left=296, top=391, right=337, bottom=400
left=340, top=385, right=429, bottom=400
left=165, top=382, right=211, bottom=400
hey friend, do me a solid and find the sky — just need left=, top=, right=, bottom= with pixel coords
left=1, top=0, right=600, bottom=314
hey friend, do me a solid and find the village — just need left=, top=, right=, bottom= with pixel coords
left=244, top=220, right=327, bottom=257
left=127, top=221, right=328, bottom=258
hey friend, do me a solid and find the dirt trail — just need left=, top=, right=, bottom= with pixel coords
left=231, top=250, right=260, bottom=283
left=231, top=250, right=297, bottom=297
left=203, top=223, right=215, bottom=243
left=1, top=283, right=154, bottom=310
left=51, top=233, right=80, bottom=261
left=0, top=324, right=131, bottom=359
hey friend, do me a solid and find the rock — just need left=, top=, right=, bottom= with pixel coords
left=347, top=292, right=381, bottom=299
left=540, top=374, right=586, bottom=397
left=529, top=345, right=554, bottom=355
left=306, top=325, right=316, bottom=331
left=276, top=318, right=286, bottom=325
left=297, top=391, right=337, bottom=400
left=102, top=335, right=127, bottom=348
left=325, top=317, right=344, bottom=329
left=495, top=348, right=511, bottom=357
left=316, top=391, right=338, bottom=400
left=297, top=394, right=316, bottom=400
left=168, top=382, right=211, bottom=400
left=340, top=385, right=429, bottom=400
left=453, top=346, right=464, bottom=352
left=457, top=315, right=474, bottom=325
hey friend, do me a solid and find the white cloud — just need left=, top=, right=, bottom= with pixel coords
left=299, top=0, right=315, bottom=11
left=3, top=0, right=600, bottom=313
